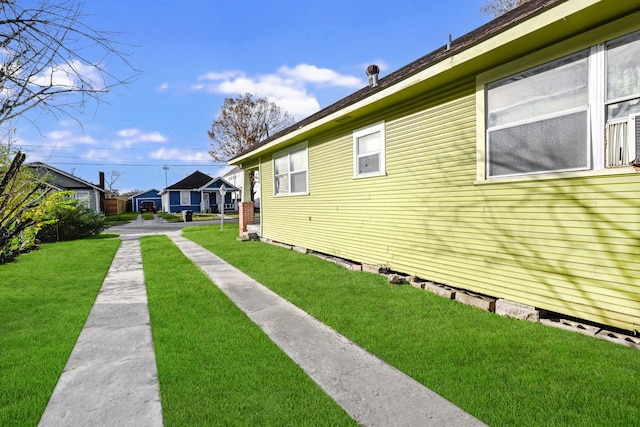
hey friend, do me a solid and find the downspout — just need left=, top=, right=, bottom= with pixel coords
left=98, top=171, right=106, bottom=213
left=259, top=156, right=263, bottom=237
left=94, top=189, right=100, bottom=212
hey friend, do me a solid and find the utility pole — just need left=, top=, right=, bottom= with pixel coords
left=163, top=164, right=169, bottom=188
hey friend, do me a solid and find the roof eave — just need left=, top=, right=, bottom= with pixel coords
left=230, top=0, right=635, bottom=165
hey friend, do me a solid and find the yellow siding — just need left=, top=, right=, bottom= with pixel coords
left=258, top=80, right=640, bottom=332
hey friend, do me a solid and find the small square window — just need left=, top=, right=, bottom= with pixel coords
left=273, top=142, right=308, bottom=196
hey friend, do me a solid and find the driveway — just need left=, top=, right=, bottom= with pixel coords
left=106, top=214, right=237, bottom=239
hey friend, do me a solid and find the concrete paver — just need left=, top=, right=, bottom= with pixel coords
left=169, top=233, right=487, bottom=427
left=38, top=240, right=163, bottom=427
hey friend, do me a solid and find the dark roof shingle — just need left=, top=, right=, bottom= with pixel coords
left=166, top=170, right=213, bottom=190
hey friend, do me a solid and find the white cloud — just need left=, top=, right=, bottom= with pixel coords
left=194, top=63, right=364, bottom=119
left=278, top=64, right=362, bottom=87
left=270, top=96, right=320, bottom=120
left=84, top=148, right=113, bottom=160
left=31, top=60, right=106, bottom=91
left=115, top=128, right=168, bottom=148
left=149, top=148, right=210, bottom=162
left=46, top=130, right=73, bottom=141
left=199, top=70, right=243, bottom=81
left=41, top=129, right=97, bottom=149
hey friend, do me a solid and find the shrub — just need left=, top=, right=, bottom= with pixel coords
left=37, top=202, right=106, bottom=242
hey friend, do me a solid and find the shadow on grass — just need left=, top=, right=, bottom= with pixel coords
left=183, top=224, right=640, bottom=427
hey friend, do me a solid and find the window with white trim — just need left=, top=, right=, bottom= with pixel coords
left=274, top=142, right=308, bottom=195
left=180, top=191, right=191, bottom=205
left=353, top=122, right=385, bottom=177
left=605, top=31, right=640, bottom=167
left=75, top=190, right=91, bottom=208
left=485, top=30, right=640, bottom=178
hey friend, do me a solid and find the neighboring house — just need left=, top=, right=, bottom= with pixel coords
left=130, top=189, right=163, bottom=213
left=222, top=165, right=261, bottom=209
left=28, top=162, right=106, bottom=213
left=230, top=0, right=640, bottom=333
left=159, top=171, right=239, bottom=213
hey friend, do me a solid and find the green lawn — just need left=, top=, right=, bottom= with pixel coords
left=183, top=224, right=640, bottom=427
left=140, top=235, right=354, bottom=426
left=158, top=212, right=182, bottom=222
left=103, top=211, right=139, bottom=226
left=3, top=225, right=638, bottom=426
left=0, top=238, right=120, bottom=426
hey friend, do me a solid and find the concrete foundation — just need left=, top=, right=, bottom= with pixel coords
left=455, top=290, right=496, bottom=312
left=495, top=299, right=540, bottom=322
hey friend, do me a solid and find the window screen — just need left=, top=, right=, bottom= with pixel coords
left=487, top=52, right=589, bottom=177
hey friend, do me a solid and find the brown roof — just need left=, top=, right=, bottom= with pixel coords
left=231, top=0, right=565, bottom=160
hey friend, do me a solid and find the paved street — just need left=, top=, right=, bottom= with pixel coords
left=106, top=214, right=237, bottom=239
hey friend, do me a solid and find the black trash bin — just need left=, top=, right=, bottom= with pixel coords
left=182, top=210, right=193, bottom=222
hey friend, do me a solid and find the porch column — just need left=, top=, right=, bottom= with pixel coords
left=238, top=168, right=254, bottom=234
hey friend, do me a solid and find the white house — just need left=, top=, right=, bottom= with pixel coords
left=222, top=165, right=260, bottom=209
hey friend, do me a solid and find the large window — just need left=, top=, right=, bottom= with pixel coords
left=353, top=122, right=385, bottom=177
left=274, top=142, right=308, bottom=195
left=75, top=190, right=91, bottom=208
left=485, top=30, right=640, bottom=178
left=486, top=52, right=589, bottom=177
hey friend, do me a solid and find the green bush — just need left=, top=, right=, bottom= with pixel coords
left=37, top=202, right=106, bottom=242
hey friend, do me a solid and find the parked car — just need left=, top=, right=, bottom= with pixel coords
left=139, top=201, right=156, bottom=213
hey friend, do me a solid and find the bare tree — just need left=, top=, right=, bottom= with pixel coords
left=208, top=93, right=295, bottom=202
left=0, top=0, right=135, bottom=263
left=106, top=170, right=121, bottom=194
left=120, top=188, right=143, bottom=197
left=481, top=0, right=529, bottom=18
left=0, top=0, right=136, bottom=128
left=207, top=93, right=295, bottom=162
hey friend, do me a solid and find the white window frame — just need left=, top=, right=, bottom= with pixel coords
left=353, top=121, right=386, bottom=178
left=477, top=28, right=640, bottom=182
left=75, top=190, right=91, bottom=208
left=180, top=191, right=191, bottom=205
left=605, top=115, right=640, bottom=167
left=273, top=141, right=308, bottom=196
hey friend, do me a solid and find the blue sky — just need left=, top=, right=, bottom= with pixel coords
left=15, top=0, right=490, bottom=193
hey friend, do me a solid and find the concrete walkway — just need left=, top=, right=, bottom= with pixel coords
left=169, top=234, right=486, bottom=426
left=39, top=230, right=487, bottom=426
left=38, top=240, right=163, bottom=427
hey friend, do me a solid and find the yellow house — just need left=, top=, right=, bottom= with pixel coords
left=231, top=0, right=640, bottom=333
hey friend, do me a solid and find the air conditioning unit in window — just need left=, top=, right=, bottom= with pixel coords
left=605, top=113, right=640, bottom=168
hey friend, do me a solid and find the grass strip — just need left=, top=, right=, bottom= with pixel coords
left=0, top=238, right=120, bottom=426
left=103, top=211, right=139, bottom=226
left=140, top=235, right=354, bottom=426
left=184, top=224, right=640, bottom=426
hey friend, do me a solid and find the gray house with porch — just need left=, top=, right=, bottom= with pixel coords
left=28, top=162, right=106, bottom=213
